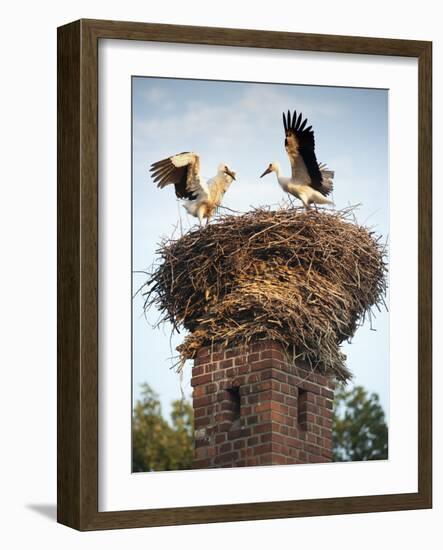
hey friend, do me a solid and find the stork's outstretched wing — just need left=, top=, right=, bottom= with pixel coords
left=283, top=110, right=331, bottom=196
left=150, top=152, right=209, bottom=200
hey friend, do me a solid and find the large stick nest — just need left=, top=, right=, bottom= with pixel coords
left=143, top=207, right=388, bottom=382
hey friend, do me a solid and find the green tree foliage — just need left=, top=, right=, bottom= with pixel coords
left=333, top=385, right=388, bottom=462
left=132, top=383, right=194, bottom=472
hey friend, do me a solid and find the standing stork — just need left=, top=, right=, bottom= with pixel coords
left=150, top=152, right=236, bottom=226
left=260, top=110, right=334, bottom=209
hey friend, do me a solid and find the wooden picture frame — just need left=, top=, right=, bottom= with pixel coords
left=57, top=18, right=432, bottom=530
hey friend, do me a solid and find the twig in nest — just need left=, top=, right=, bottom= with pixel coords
left=142, top=205, right=388, bottom=382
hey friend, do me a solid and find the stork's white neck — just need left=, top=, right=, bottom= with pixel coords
left=276, top=168, right=283, bottom=178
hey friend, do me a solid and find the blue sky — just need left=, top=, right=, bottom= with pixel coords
left=132, top=77, right=389, bottom=420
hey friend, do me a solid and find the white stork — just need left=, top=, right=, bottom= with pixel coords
left=260, top=110, right=334, bottom=209
left=150, top=152, right=236, bottom=226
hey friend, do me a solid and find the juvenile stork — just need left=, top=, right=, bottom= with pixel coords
left=150, top=152, right=236, bottom=226
left=260, top=110, right=334, bottom=209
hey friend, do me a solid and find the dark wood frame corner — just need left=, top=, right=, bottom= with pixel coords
left=57, top=18, right=432, bottom=531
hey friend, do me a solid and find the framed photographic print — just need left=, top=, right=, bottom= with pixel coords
left=57, top=19, right=432, bottom=530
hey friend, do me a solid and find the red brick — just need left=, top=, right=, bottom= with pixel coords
left=300, top=381, right=321, bottom=394
left=248, top=394, right=259, bottom=404
left=251, top=421, right=273, bottom=434
left=254, top=443, right=272, bottom=455
left=320, top=387, right=335, bottom=399
left=253, top=341, right=283, bottom=353
left=218, top=422, right=232, bottom=432
left=304, top=391, right=316, bottom=403
left=271, top=454, right=289, bottom=465
left=194, top=356, right=210, bottom=367
left=193, top=458, right=211, bottom=469
left=194, top=417, right=210, bottom=429
left=196, top=347, right=210, bottom=359
left=260, top=369, right=273, bottom=381
left=324, top=399, right=334, bottom=410
left=270, top=411, right=287, bottom=424
left=311, top=424, right=321, bottom=435
left=220, top=442, right=233, bottom=454
left=260, top=432, right=273, bottom=443
left=228, top=427, right=251, bottom=440
left=215, top=411, right=235, bottom=423
left=193, top=407, right=207, bottom=418
left=193, top=395, right=213, bottom=408
left=255, top=402, right=271, bottom=413
left=312, top=373, right=329, bottom=386
left=237, top=364, right=250, bottom=375
left=317, top=416, right=333, bottom=429
left=250, top=342, right=268, bottom=353
left=271, top=391, right=286, bottom=403
left=192, top=386, right=206, bottom=398
left=218, top=388, right=233, bottom=400
left=192, top=365, right=205, bottom=376
left=191, top=341, right=334, bottom=469
left=285, top=396, right=298, bottom=407
left=233, top=439, right=246, bottom=450
left=306, top=403, right=320, bottom=415
left=206, top=447, right=217, bottom=458
left=250, top=359, right=276, bottom=371
left=195, top=447, right=208, bottom=459
left=281, top=383, right=297, bottom=396
left=191, top=373, right=213, bottom=387
left=272, top=370, right=288, bottom=383
left=306, top=433, right=317, bottom=444
left=320, top=426, right=332, bottom=439
left=226, top=347, right=244, bottom=358
left=298, top=451, right=308, bottom=461
left=217, top=452, right=239, bottom=464
left=260, top=349, right=285, bottom=361
left=206, top=362, right=221, bottom=373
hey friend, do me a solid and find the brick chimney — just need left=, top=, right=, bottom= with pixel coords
left=191, top=340, right=334, bottom=468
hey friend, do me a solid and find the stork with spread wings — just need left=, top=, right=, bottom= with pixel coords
left=150, top=152, right=236, bottom=226
left=260, top=110, right=334, bottom=209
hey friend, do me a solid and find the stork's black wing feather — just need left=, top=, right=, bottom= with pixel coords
left=283, top=110, right=325, bottom=192
left=150, top=152, right=200, bottom=200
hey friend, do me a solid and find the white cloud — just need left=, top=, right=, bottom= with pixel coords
left=133, top=84, right=343, bottom=153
